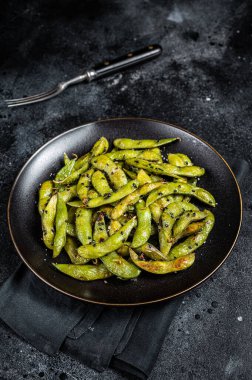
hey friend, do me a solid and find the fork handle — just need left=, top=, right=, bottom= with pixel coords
left=88, top=44, right=162, bottom=81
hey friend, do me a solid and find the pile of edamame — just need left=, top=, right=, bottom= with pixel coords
left=38, top=136, right=216, bottom=281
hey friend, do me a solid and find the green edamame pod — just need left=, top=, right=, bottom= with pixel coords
left=136, top=169, right=152, bottom=185
left=139, top=148, right=162, bottom=162
left=59, top=185, right=77, bottom=203
left=77, top=217, right=137, bottom=259
left=86, top=180, right=139, bottom=208
left=173, top=210, right=208, bottom=239
left=41, top=194, right=57, bottom=249
left=146, top=182, right=216, bottom=207
left=53, top=195, right=68, bottom=258
left=158, top=202, right=199, bottom=256
left=38, top=180, right=53, bottom=216
left=91, top=170, right=113, bottom=196
left=54, top=158, right=76, bottom=186
left=168, top=210, right=215, bottom=260
left=93, top=212, right=108, bottom=243
left=90, top=137, right=109, bottom=157
left=101, top=252, right=141, bottom=280
left=67, top=200, right=84, bottom=208
left=126, top=158, right=205, bottom=179
left=74, top=153, right=91, bottom=171
left=173, top=221, right=205, bottom=243
left=136, top=243, right=168, bottom=261
left=75, top=208, right=93, bottom=245
left=53, top=263, right=112, bottom=281
left=168, top=153, right=193, bottom=167
left=106, top=148, right=161, bottom=162
left=77, top=168, right=94, bottom=202
left=64, top=236, right=89, bottom=264
left=149, top=202, right=163, bottom=224
left=66, top=222, right=76, bottom=237
left=88, top=189, right=99, bottom=199
left=109, top=220, right=122, bottom=236
left=113, top=137, right=179, bottom=149
left=91, top=155, right=128, bottom=190
left=123, top=168, right=137, bottom=180
left=132, top=200, right=152, bottom=248
left=130, top=249, right=195, bottom=274
left=111, top=181, right=164, bottom=220
left=55, top=160, right=90, bottom=185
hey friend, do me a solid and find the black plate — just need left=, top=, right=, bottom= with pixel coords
left=8, top=118, right=242, bottom=306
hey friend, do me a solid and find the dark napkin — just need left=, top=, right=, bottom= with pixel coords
left=0, top=158, right=248, bottom=379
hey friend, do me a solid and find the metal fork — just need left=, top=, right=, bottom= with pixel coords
left=5, top=44, right=162, bottom=107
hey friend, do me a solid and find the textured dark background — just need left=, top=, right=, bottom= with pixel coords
left=0, top=0, right=251, bottom=379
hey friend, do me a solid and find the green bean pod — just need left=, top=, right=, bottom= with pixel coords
left=77, top=168, right=94, bottom=202
left=41, top=194, right=57, bottom=250
left=53, top=263, right=112, bottom=281
left=75, top=208, right=93, bottom=245
left=126, top=158, right=205, bottom=179
left=53, top=195, right=68, bottom=258
left=173, top=210, right=208, bottom=239
left=146, top=182, right=216, bottom=207
left=91, top=155, right=128, bottom=190
left=86, top=180, right=139, bottom=208
left=91, top=170, right=113, bottom=196
left=168, top=210, right=215, bottom=260
left=130, top=249, right=195, bottom=274
left=132, top=200, right=152, bottom=248
left=106, top=148, right=161, bottom=162
left=113, top=137, right=179, bottom=149
left=168, top=153, right=193, bottom=167
left=111, top=181, right=164, bottom=220
left=38, top=180, right=53, bottom=216
left=64, top=236, right=89, bottom=264
left=77, top=217, right=137, bottom=259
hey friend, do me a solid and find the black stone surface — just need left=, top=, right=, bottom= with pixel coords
left=0, top=0, right=251, bottom=379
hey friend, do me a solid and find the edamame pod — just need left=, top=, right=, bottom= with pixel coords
left=93, top=212, right=108, bottom=243
left=77, top=168, right=94, bottom=201
left=41, top=194, right=57, bottom=249
left=132, top=200, right=152, bottom=248
left=168, top=153, right=193, bottom=167
left=54, top=158, right=76, bottom=188
left=159, top=202, right=199, bottom=256
left=108, top=220, right=122, bottom=236
left=130, top=249, right=195, bottom=274
left=146, top=182, right=216, bottom=207
left=91, top=155, right=128, bottom=190
left=67, top=206, right=76, bottom=224
left=86, top=180, right=139, bottom=208
left=53, top=263, right=112, bottom=281
left=77, top=217, right=137, bottom=259
left=63, top=153, right=71, bottom=165
left=126, top=158, right=205, bottom=179
left=55, top=161, right=90, bottom=185
left=66, top=222, right=76, bottom=237
left=64, top=236, right=89, bottom=264
left=59, top=185, right=77, bottom=203
left=114, top=137, right=179, bottom=149
left=136, top=243, right=168, bottom=261
left=75, top=208, right=93, bottom=245
left=53, top=195, right=68, bottom=258
left=173, top=221, right=205, bottom=243
left=38, top=180, right=53, bottom=215
left=168, top=210, right=215, bottom=260
left=136, top=169, right=152, bottom=185
left=90, top=137, right=109, bottom=157
left=111, top=181, right=164, bottom=220
left=91, top=170, right=113, bottom=196
left=173, top=210, right=208, bottom=239
left=106, top=148, right=161, bottom=162
left=101, top=252, right=141, bottom=280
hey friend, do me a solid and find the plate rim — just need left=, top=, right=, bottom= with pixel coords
left=7, top=117, right=243, bottom=306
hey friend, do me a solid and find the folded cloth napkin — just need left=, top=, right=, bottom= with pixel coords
left=0, top=158, right=249, bottom=379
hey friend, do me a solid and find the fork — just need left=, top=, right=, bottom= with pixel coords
left=5, top=44, right=162, bottom=107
